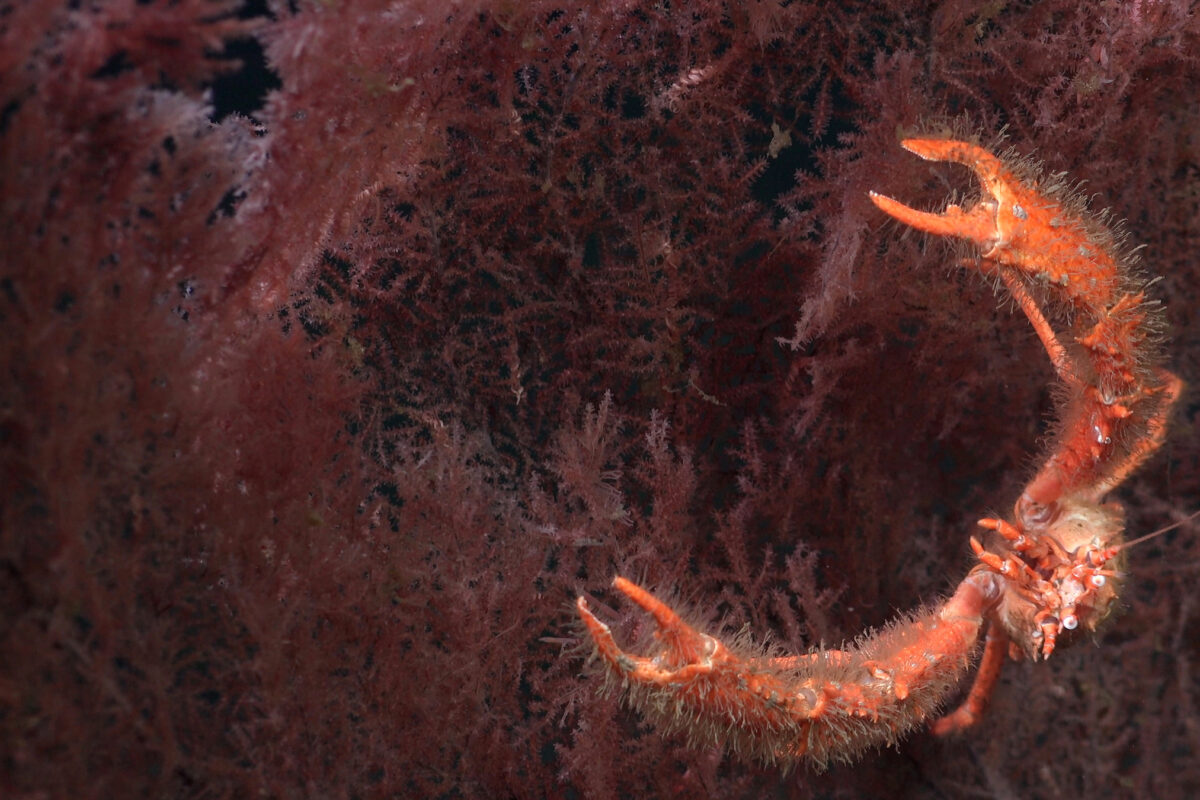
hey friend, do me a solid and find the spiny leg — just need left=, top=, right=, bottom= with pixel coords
left=930, top=626, right=1009, bottom=736
left=988, top=263, right=1078, bottom=386
left=1091, top=368, right=1183, bottom=496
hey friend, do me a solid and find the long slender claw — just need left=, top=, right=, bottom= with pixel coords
left=576, top=596, right=626, bottom=663
left=870, top=137, right=1122, bottom=311
left=899, top=139, right=1011, bottom=197
left=868, top=138, right=1018, bottom=253
left=576, top=596, right=684, bottom=683
left=609, top=576, right=714, bottom=666
left=898, top=138, right=1034, bottom=232
left=868, top=190, right=997, bottom=244
left=576, top=576, right=719, bottom=683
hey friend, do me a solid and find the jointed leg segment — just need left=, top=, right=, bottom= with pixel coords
left=930, top=627, right=1009, bottom=736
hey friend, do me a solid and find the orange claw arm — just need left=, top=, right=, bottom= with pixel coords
left=870, top=138, right=1122, bottom=313
left=577, top=573, right=1002, bottom=768
left=870, top=137, right=1177, bottom=513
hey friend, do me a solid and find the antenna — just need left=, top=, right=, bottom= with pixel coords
left=1117, top=508, right=1200, bottom=553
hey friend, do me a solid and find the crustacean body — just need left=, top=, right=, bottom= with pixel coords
left=576, top=138, right=1181, bottom=767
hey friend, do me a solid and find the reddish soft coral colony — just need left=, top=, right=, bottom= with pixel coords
left=578, top=138, right=1181, bottom=767
left=4, top=1, right=1198, bottom=798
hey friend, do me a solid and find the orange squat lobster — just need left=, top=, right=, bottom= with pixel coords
left=576, top=138, right=1182, bottom=767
